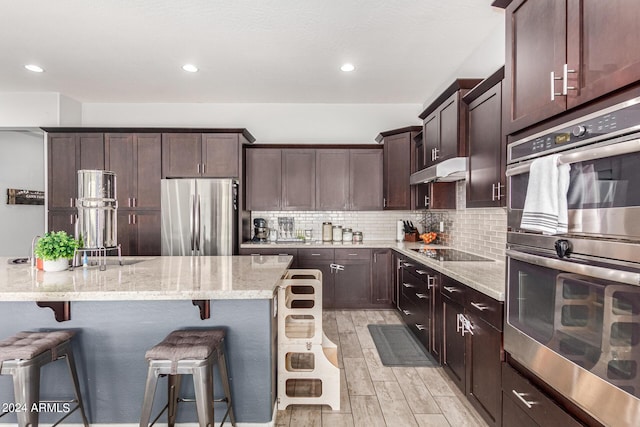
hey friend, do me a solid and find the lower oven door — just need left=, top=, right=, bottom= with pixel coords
left=505, top=248, right=640, bottom=426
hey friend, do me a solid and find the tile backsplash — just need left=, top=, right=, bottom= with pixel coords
left=251, top=181, right=507, bottom=261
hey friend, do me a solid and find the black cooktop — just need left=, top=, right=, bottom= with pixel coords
left=410, top=248, right=492, bottom=262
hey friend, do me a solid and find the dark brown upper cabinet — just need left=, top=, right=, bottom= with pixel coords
left=162, top=133, right=241, bottom=178
left=47, top=133, right=104, bottom=209
left=349, top=149, right=383, bottom=210
left=419, top=79, right=482, bottom=169
left=245, top=146, right=382, bottom=211
left=282, top=149, right=316, bottom=210
left=411, top=131, right=456, bottom=210
left=245, top=148, right=282, bottom=210
left=464, top=68, right=506, bottom=208
left=316, top=149, right=350, bottom=210
left=105, top=133, right=161, bottom=210
left=377, top=126, right=421, bottom=210
left=505, top=0, right=640, bottom=134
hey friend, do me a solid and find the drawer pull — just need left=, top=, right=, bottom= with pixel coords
left=402, top=283, right=415, bottom=288
left=444, top=286, right=461, bottom=293
left=415, top=269, right=428, bottom=275
left=402, top=262, right=414, bottom=267
left=402, top=309, right=411, bottom=316
left=278, top=253, right=290, bottom=256
left=512, top=390, right=535, bottom=409
left=415, top=323, right=426, bottom=331
left=348, top=253, right=358, bottom=256
left=470, top=302, right=489, bottom=311
left=311, top=253, right=322, bottom=256
left=415, top=293, right=428, bottom=299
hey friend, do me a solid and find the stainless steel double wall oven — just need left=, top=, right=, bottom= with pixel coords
left=505, top=97, right=640, bottom=426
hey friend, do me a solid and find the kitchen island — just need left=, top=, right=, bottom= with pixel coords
left=0, top=255, right=292, bottom=426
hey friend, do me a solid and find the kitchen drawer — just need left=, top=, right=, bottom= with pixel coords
left=440, top=276, right=466, bottom=306
left=239, top=247, right=298, bottom=257
left=502, top=363, right=583, bottom=427
left=334, top=248, right=371, bottom=260
left=466, top=286, right=503, bottom=331
left=297, top=248, right=334, bottom=261
left=399, top=258, right=435, bottom=280
left=401, top=270, right=429, bottom=303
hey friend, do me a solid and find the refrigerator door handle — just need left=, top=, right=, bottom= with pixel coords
left=196, top=194, right=201, bottom=253
left=190, top=194, right=195, bottom=252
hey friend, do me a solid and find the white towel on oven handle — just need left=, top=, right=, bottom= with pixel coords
left=520, top=154, right=570, bottom=235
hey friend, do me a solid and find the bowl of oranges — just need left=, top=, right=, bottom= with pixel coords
left=419, top=232, right=437, bottom=244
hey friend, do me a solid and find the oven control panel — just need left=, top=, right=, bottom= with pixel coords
left=508, top=97, right=640, bottom=163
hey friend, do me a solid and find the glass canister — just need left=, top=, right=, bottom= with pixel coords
left=332, top=225, right=343, bottom=242
left=322, top=222, right=333, bottom=242
left=352, top=231, right=363, bottom=243
left=342, top=228, right=353, bottom=243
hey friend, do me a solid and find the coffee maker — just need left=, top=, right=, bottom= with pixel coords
left=252, top=218, right=268, bottom=242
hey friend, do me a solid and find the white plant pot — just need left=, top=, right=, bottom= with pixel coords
left=42, top=258, right=70, bottom=272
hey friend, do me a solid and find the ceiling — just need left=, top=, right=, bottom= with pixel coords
left=0, top=0, right=504, bottom=104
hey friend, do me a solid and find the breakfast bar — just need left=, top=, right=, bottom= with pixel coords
left=0, top=255, right=292, bottom=425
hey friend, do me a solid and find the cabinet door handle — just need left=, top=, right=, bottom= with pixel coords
left=443, top=286, right=460, bottom=293
left=424, top=195, right=429, bottom=207
left=415, top=323, right=426, bottom=331
left=492, top=183, right=497, bottom=201
left=383, top=197, right=387, bottom=208
left=132, top=213, right=137, bottom=225
left=402, top=309, right=411, bottom=316
left=402, top=283, right=415, bottom=288
left=330, top=263, right=344, bottom=273
left=470, top=302, right=489, bottom=311
left=459, top=314, right=474, bottom=336
left=128, top=214, right=131, bottom=225
left=133, top=197, right=137, bottom=208
left=69, top=214, right=74, bottom=225
left=415, top=293, right=428, bottom=299
left=433, top=147, right=439, bottom=161
left=202, top=163, right=206, bottom=175
left=70, top=198, right=74, bottom=207
left=427, top=275, right=436, bottom=289
left=496, top=183, right=504, bottom=201
left=562, top=63, right=577, bottom=95
left=512, top=390, right=536, bottom=409
left=550, top=70, right=563, bottom=100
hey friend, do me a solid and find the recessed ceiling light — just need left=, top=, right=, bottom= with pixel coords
left=340, top=63, right=355, bottom=72
left=25, top=64, right=44, bottom=73
left=182, top=64, right=198, bottom=73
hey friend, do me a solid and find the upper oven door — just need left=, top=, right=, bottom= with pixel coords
left=507, top=134, right=640, bottom=239
left=506, top=247, right=640, bottom=426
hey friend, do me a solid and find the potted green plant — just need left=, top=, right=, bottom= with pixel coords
left=34, top=231, right=79, bottom=272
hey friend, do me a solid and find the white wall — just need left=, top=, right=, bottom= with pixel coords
left=0, top=130, right=46, bottom=256
left=422, top=22, right=505, bottom=108
left=0, top=92, right=82, bottom=127
left=82, top=103, right=422, bottom=143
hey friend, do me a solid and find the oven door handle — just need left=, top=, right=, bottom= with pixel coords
left=506, top=137, right=640, bottom=177
left=506, top=249, right=640, bottom=286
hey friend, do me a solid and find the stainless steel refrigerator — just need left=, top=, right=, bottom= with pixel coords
left=161, top=179, right=238, bottom=255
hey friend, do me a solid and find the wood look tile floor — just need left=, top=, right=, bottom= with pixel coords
left=276, top=310, right=489, bottom=427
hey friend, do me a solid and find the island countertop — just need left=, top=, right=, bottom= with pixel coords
left=0, top=255, right=292, bottom=301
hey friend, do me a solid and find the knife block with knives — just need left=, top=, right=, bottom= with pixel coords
left=402, top=220, right=420, bottom=242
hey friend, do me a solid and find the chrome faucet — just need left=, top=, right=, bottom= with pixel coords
left=30, top=235, right=41, bottom=268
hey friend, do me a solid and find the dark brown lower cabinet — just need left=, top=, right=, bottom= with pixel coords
left=371, top=249, right=392, bottom=306
left=47, top=210, right=77, bottom=235
left=333, top=257, right=371, bottom=308
left=502, top=363, right=583, bottom=427
left=442, top=294, right=466, bottom=391
left=441, top=275, right=504, bottom=427
left=117, top=211, right=161, bottom=256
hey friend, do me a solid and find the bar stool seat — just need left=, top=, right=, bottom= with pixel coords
left=140, top=329, right=235, bottom=427
left=0, top=330, right=89, bottom=427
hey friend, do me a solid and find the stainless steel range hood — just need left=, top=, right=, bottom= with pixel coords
left=409, top=157, right=468, bottom=184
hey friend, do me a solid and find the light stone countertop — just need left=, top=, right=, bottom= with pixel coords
left=242, top=240, right=506, bottom=301
left=0, top=255, right=292, bottom=302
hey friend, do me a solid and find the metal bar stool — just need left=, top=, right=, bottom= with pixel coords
left=140, top=329, right=235, bottom=427
left=0, top=330, right=89, bottom=427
